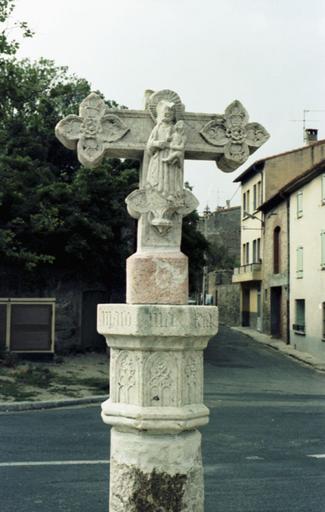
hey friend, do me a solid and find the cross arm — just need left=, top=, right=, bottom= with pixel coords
left=55, top=92, right=269, bottom=172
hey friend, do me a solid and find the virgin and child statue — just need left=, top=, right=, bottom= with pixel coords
left=125, top=92, right=198, bottom=238
left=145, top=100, right=186, bottom=200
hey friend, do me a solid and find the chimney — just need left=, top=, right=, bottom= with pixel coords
left=304, top=128, right=318, bottom=145
left=226, top=200, right=230, bottom=209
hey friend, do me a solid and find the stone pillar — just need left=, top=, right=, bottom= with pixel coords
left=97, top=304, right=218, bottom=510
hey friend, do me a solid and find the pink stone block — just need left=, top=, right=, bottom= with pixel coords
left=127, top=252, right=188, bottom=305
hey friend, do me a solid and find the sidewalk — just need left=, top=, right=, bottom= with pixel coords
left=232, top=326, right=325, bottom=372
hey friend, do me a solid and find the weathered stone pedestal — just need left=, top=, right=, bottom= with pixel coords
left=97, top=304, right=218, bottom=510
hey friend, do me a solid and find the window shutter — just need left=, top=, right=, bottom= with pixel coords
left=296, top=246, right=303, bottom=278
left=297, top=191, right=303, bottom=218
left=322, top=174, right=325, bottom=204
left=321, top=231, right=325, bottom=268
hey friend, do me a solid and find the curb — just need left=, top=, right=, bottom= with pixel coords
left=0, top=395, right=108, bottom=413
left=231, top=326, right=325, bottom=373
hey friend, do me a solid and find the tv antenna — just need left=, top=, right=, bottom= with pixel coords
left=291, top=109, right=325, bottom=142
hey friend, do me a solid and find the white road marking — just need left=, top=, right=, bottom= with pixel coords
left=307, top=454, right=325, bottom=459
left=245, top=456, right=264, bottom=460
left=0, top=460, right=109, bottom=467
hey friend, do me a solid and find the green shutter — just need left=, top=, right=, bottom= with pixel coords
left=296, top=246, right=303, bottom=278
left=321, top=231, right=325, bottom=268
left=297, top=191, right=303, bottom=218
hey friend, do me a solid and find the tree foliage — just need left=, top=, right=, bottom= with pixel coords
left=0, top=0, right=206, bottom=295
left=181, top=210, right=209, bottom=294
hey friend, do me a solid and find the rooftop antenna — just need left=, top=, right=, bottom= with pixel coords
left=291, top=109, right=325, bottom=142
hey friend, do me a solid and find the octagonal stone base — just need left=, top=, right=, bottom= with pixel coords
left=98, top=304, right=218, bottom=433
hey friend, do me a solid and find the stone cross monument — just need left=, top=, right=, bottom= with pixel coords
left=56, top=89, right=269, bottom=511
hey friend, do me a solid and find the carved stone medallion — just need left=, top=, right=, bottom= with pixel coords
left=55, top=92, right=130, bottom=167
left=200, top=100, right=269, bottom=171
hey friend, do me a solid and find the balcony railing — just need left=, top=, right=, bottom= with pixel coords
left=232, top=262, right=262, bottom=283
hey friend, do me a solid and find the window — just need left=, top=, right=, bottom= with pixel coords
left=257, top=181, right=262, bottom=207
left=297, top=191, right=303, bottom=218
left=293, top=299, right=305, bottom=334
left=246, top=242, right=250, bottom=264
left=253, top=239, right=257, bottom=263
left=296, top=246, right=303, bottom=278
left=253, top=181, right=262, bottom=209
left=257, top=238, right=261, bottom=261
left=242, top=243, right=250, bottom=265
left=252, top=238, right=261, bottom=263
left=243, top=190, right=251, bottom=216
left=246, top=190, right=250, bottom=213
left=321, top=231, right=325, bottom=269
left=322, top=174, right=325, bottom=205
left=273, top=227, right=281, bottom=274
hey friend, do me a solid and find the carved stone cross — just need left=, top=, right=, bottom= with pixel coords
left=56, top=89, right=269, bottom=252
left=55, top=89, right=269, bottom=512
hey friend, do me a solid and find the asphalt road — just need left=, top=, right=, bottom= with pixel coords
left=1, top=326, right=325, bottom=512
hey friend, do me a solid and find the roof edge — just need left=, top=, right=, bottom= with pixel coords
left=234, top=138, right=325, bottom=184
left=259, top=159, right=325, bottom=212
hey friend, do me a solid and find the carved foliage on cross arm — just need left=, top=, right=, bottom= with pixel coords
left=200, top=100, right=269, bottom=171
left=55, top=92, right=130, bottom=168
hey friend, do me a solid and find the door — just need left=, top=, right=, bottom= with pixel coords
left=242, top=287, right=250, bottom=326
left=270, top=287, right=282, bottom=338
left=257, top=288, right=262, bottom=331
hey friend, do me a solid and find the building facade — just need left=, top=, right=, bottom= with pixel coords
left=233, top=137, right=325, bottom=347
left=260, top=200, right=289, bottom=341
left=289, top=166, right=325, bottom=361
left=232, top=170, right=264, bottom=329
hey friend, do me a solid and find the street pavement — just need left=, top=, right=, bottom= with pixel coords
left=1, top=325, right=325, bottom=511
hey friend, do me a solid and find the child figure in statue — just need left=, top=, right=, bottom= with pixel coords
left=162, top=120, right=186, bottom=198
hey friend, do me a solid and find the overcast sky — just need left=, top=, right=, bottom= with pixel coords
left=11, top=0, right=325, bottom=211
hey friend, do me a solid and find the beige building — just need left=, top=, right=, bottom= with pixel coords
left=232, top=171, right=263, bottom=329
left=259, top=160, right=325, bottom=360
left=288, top=163, right=325, bottom=361
left=233, top=134, right=325, bottom=341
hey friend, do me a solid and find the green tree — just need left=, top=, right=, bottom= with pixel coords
left=0, top=0, right=206, bottom=295
left=181, top=183, right=210, bottom=295
left=0, top=2, right=139, bottom=289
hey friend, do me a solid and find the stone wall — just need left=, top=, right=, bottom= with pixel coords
left=216, top=283, right=240, bottom=326
left=198, top=206, right=241, bottom=260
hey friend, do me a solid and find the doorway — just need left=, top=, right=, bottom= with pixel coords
left=242, top=287, right=250, bottom=326
left=270, top=287, right=282, bottom=338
